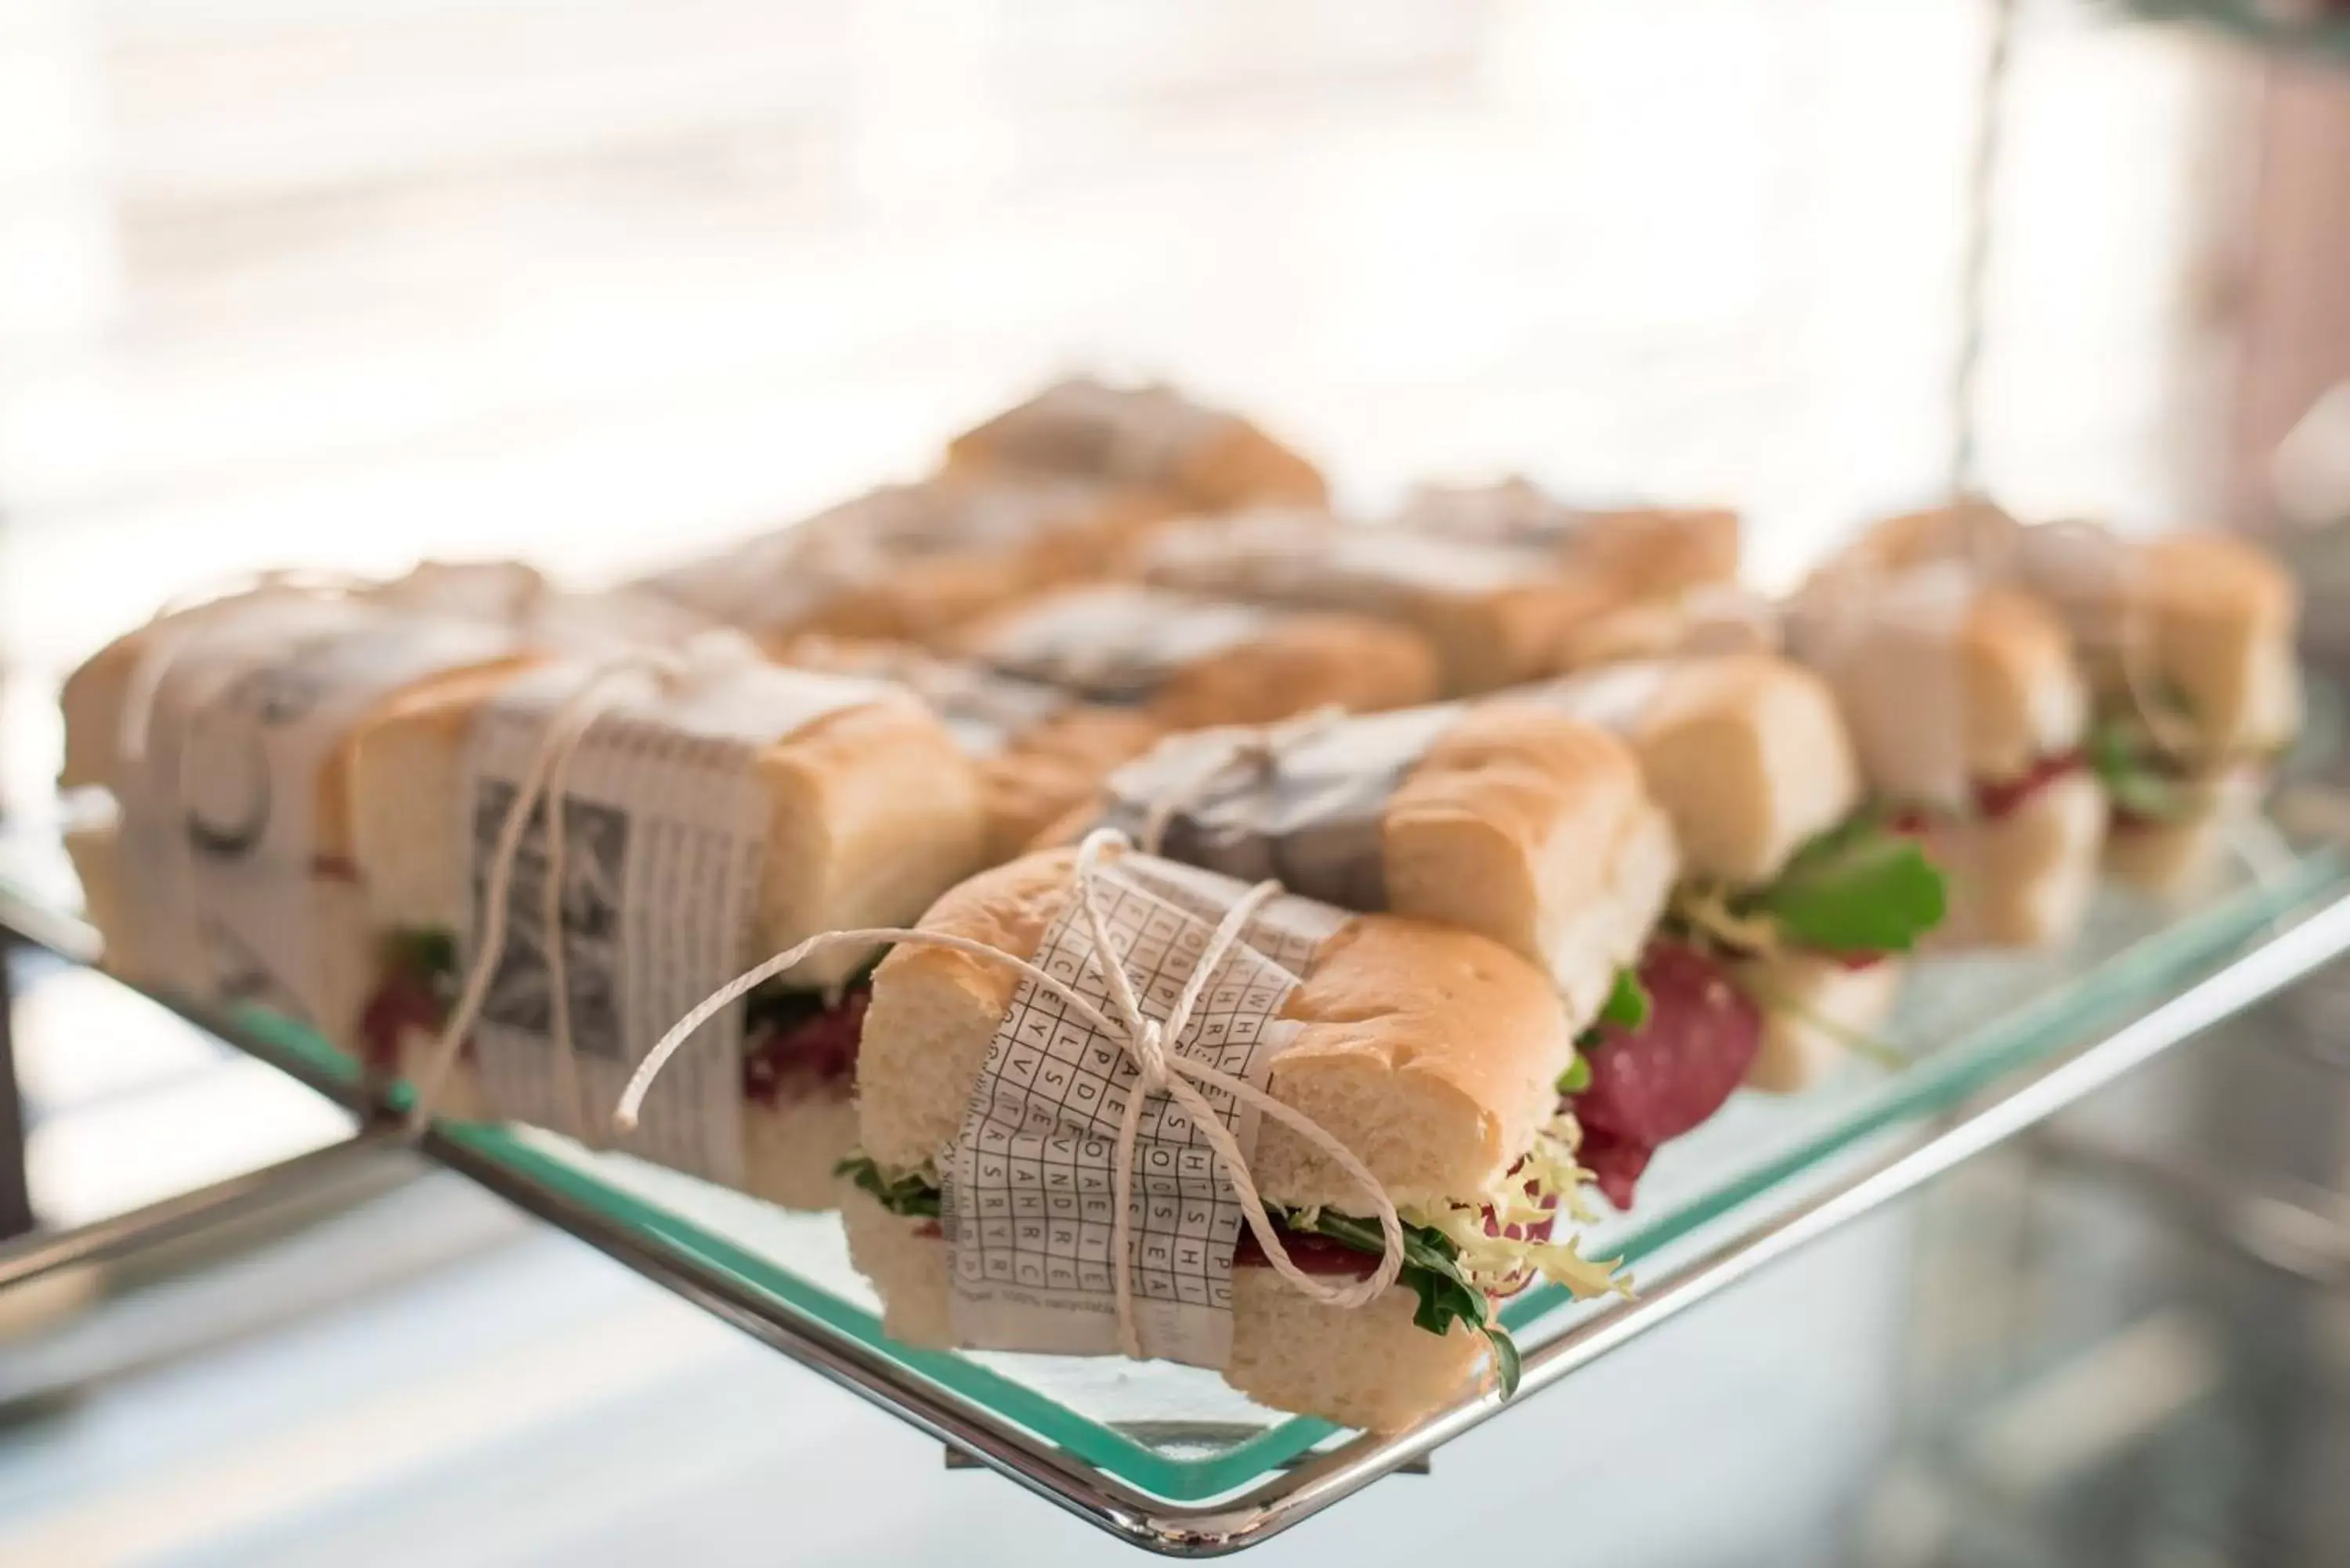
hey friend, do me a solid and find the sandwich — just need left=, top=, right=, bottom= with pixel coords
left=841, top=843, right=1625, bottom=1432
left=947, top=583, right=1441, bottom=729
left=344, top=649, right=990, bottom=1207
left=1038, top=701, right=1676, bottom=1030
left=1558, top=565, right=2102, bottom=950
left=1135, top=509, right=1622, bottom=695
left=1044, top=686, right=1833, bottom=1205
left=364, top=559, right=720, bottom=649
left=776, top=634, right=1163, bottom=863
left=1394, top=478, right=1742, bottom=600
left=1782, top=558, right=2106, bottom=945
left=1513, top=658, right=1943, bottom=1181
left=59, top=591, right=530, bottom=1043
left=638, top=472, right=1172, bottom=649
left=943, top=376, right=1327, bottom=513
left=1048, top=656, right=1943, bottom=1205
left=1853, top=507, right=2300, bottom=892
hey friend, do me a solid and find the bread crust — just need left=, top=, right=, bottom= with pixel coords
left=1625, top=653, right=1858, bottom=885
left=859, top=846, right=1571, bottom=1209
left=945, top=383, right=1326, bottom=513
left=1959, top=588, right=2086, bottom=782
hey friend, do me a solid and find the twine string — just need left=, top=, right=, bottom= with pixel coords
left=613, top=829, right=1405, bottom=1356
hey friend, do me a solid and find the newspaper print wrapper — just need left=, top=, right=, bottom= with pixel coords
left=123, top=599, right=519, bottom=1026
left=1147, top=512, right=1553, bottom=605
left=942, top=854, right=1347, bottom=1365
left=974, top=380, right=1235, bottom=490
left=459, top=662, right=891, bottom=1185
left=783, top=641, right=1074, bottom=758
left=1513, top=661, right=1676, bottom=735
left=1785, top=558, right=1979, bottom=811
left=1090, top=706, right=1465, bottom=912
left=970, top=587, right=1278, bottom=706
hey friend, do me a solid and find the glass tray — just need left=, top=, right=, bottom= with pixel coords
left=6, top=814, right=2350, bottom=1552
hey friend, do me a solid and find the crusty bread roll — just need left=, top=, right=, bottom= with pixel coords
left=1733, top=952, right=1905, bottom=1093
left=2102, top=768, right=2268, bottom=894
left=838, top=1187, right=1484, bottom=1433
left=1790, top=568, right=2088, bottom=808
left=1394, top=482, right=1741, bottom=600
left=944, top=377, right=1327, bottom=513
left=2134, top=533, right=2301, bottom=760
left=641, top=475, right=1173, bottom=649
left=858, top=847, right=1573, bottom=1213
left=1381, top=704, right=1676, bottom=1021
left=1039, top=703, right=1676, bottom=1022
left=1524, top=655, right=1858, bottom=887
left=1569, top=507, right=1743, bottom=599
left=1856, top=510, right=2299, bottom=764
left=1137, top=511, right=1618, bottom=695
left=345, top=667, right=990, bottom=990
left=950, top=584, right=1441, bottom=729
left=773, top=634, right=1165, bottom=865
left=1930, top=771, right=2108, bottom=947
left=850, top=844, right=1576, bottom=1429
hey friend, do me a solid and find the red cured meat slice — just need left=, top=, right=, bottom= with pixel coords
left=742, top=987, right=869, bottom=1105
left=1973, top=750, right=2084, bottom=821
left=1569, top=941, right=1762, bottom=1209
left=357, top=966, right=448, bottom=1073
left=357, top=966, right=869, bottom=1105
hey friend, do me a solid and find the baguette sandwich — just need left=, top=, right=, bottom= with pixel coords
left=638, top=473, right=1171, bottom=649
left=842, top=844, right=1623, bottom=1432
left=1498, top=656, right=1943, bottom=1196
left=1394, top=479, right=1741, bottom=600
left=345, top=651, right=989, bottom=1206
left=1042, top=692, right=1848, bottom=1206
left=1134, top=510, right=1620, bottom=695
left=944, top=376, right=1327, bottom=513
left=1558, top=568, right=2103, bottom=951
left=776, top=634, right=1162, bottom=863
left=1783, top=559, right=2106, bottom=946
left=948, top=583, right=1441, bottom=729
left=1855, top=506, right=2299, bottom=891
left=60, top=592, right=531, bottom=1043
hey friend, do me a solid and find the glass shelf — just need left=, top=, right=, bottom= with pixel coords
left=4, top=817, right=2350, bottom=1552
left=2126, top=0, right=2350, bottom=61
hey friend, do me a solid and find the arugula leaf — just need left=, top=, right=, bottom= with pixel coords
left=1555, top=1051, right=1593, bottom=1096
left=1599, top=967, right=1650, bottom=1031
left=1272, top=1207, right=1522, bottom=1396
left=1571, top=967, right=1649, bottom=1062
left=2089, top=717, right=2197, bottom=824
left=835, top=1155, right=942, bottom=1219
left=382, top=926, right=458, bottom=984
left=1740, top=818, right=1946, bottom=956
left=1483, top=1319, right=1524, bottom=1399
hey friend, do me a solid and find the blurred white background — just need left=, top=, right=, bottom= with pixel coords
left=0, top=1, right=2261, bottom=771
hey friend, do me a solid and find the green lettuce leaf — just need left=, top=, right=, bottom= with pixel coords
left=835, top=1155, right=942, bottom=1219
left=1740, top=818, right=1947, bottom=956
left=2088, top=717, right=2197, bottom=824
left=1569, top=967, right=1650, bottom=1071
left=1275, top=1207, right=1522, bottom=1398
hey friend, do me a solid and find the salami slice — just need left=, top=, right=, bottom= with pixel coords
left=1571, top=942, right=1762, bottom=1209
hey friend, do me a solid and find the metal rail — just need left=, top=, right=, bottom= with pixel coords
left=3, top=878, right=2347, bottom=1555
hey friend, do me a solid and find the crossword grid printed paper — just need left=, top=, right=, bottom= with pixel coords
left=943, top=855, right=1343, bottom=1366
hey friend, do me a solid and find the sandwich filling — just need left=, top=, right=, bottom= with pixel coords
left=359, top=927, right=870, bottom=1111
left=838, top=1105, right=1621, bottom=1398
left=1564, top=815, right=1945, bottom=1205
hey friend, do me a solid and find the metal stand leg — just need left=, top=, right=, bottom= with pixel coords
left=0, top=940, right=37, bottom=1245
left=0, top=1125, right=396, bottom=1295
